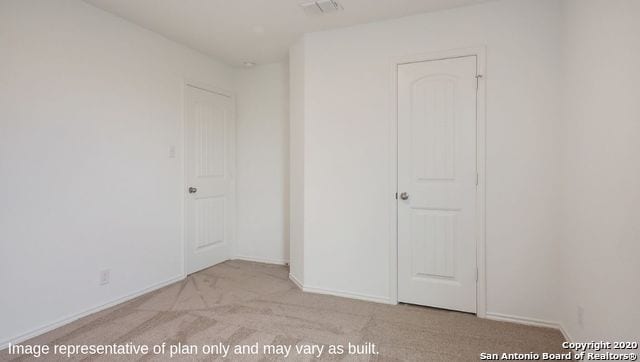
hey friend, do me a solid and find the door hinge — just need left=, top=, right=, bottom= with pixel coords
left=475, top=172, right=479, bottom=186
left=395, top=192, right=398, bottom=200
left=475, top=74, right=483, bottom=90
left=476, top=268, right=479, bottom=282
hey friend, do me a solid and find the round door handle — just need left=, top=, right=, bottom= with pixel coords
left=400, top=192, right=409, bottom=200
left=188, top=187, right=198, bottom=194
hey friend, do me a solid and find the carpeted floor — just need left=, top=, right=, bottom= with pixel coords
left=1, top=260, right=566, bottom=361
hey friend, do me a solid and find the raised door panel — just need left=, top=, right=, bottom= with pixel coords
left=411, top=75, right=456, bottom=181
left=411, top=210, right=457, bottom=281
left=194, top=196, right=224, bottom=249
left=194, top=101, right=225, bottom=178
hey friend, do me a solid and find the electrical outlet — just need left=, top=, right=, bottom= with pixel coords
left=168, top=145, right=176, bottom=158
left=577, top=306, right=584, bottom=329
left=99, top=269, right=110, bottom=285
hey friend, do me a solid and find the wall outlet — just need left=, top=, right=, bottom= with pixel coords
left=168, top=145, right=176, bottom=158
left=99, top=269, right=110, bottom=285
left=577, top=305, right=584, bottom=329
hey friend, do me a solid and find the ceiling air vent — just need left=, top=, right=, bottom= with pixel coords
left=300, top=0, right=343, bottom=16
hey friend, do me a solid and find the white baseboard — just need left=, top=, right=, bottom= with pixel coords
left=557, top=323, right=573, bottom=343
left=301, top=284, right=393, bottom=305
left=485, top=312, right=568, bottom=340
left=287, top=273, right=390, bottom=304
left=288, top=273, right=304, bottom=290
left=233, top=255, right=289, bottom=266
left=0, top=274, right=186, bottom=351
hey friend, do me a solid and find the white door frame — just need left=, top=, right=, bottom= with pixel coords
left=180, top=79, right=237, bottom=277
left=388, top=47, right=487, bottom=317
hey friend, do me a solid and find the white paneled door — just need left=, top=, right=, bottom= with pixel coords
left=397, top=56, right=478, bottom=313
left=185, top=85, right=234, bottom=274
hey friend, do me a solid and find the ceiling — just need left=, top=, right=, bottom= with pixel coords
left=85, top=0, right=491, bottom=67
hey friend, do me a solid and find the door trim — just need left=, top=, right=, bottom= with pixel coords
left=388, top=47, right=487, bottom=317
left=181, top=79, right=237, bottom=277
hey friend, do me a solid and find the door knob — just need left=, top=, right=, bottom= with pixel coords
left=400, top=192, right=409, bottom=200
left=188, top=187, right=198, bottom=194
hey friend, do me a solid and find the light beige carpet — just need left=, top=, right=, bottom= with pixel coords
left=1, top=260, right=566, bottom=361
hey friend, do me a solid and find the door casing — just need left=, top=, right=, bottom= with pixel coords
left=388, top=47, right=486, bottom=317
left=181, top=79, right=236, bottom=277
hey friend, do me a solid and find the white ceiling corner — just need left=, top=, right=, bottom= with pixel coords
left=84, top=0, right=492, bottom=67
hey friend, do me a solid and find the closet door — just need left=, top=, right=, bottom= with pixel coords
left=397, top=56, right=478, bottom=313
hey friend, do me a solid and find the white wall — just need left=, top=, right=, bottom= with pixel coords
left=559, top=0, right=640, bottom=342
left=288, top=40, right=306, bottom=283
left=234, top=62, right=289, bottom=264
left=0, top=0, right=233, bottom=346
left=291, top=0, right=564, bottom=321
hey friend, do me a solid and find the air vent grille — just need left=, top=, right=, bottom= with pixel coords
left=300, top=0, right=343, bottom=16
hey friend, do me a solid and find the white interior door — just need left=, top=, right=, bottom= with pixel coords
left=397, top=56, right=477, bottom=313
left=185, top=85, right=234, bottom=274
